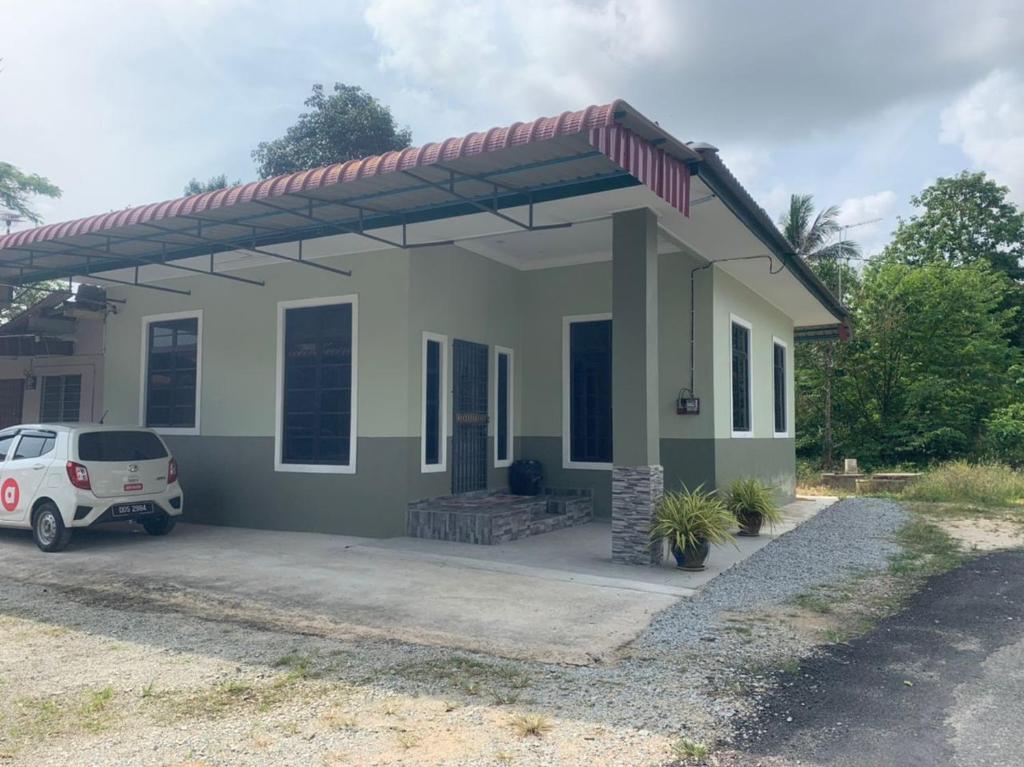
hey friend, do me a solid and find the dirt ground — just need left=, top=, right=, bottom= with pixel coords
left=1, top=501, right=1020, bottom=767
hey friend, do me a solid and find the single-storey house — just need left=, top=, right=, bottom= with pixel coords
left=0, top=100, right=846, bottom=564
left=0, top=288, right=107, bottom=428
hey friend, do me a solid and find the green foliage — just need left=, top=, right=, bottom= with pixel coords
left=884, top=171, right=1024, bottom=277
left=901, top=461, right=1024, bottom=506
left=650, top=486, right=735, bottom=551
left=723, top=477, right=783, bottom=527
left=836, top=259, right=1018, bottom=464
left=982, top=403, right=1024, bottom=468
left=671, top=736, right=710, bottom=762
left=183, top=174, right=241, bottom=196
left=884, top=171, right=1024, bottom=346
left=778, top=193, right=860, bottom=263
left=252, top=83, right=411, bottom=178
left=0, top=161, right=61, bottom=224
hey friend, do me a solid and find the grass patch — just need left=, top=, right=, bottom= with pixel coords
left=793, top=592, right=834, bottom=614
left=671, top=736, right=710, bottom=762
left=890, top=518, right=966, bottom=577
left=901, top=461, right=1024, bottom=506
left=5, top=686, right=118, bottom=745
left=390, top=656, right=530, bottom=701
left=511, top=713, right=552, bottom=737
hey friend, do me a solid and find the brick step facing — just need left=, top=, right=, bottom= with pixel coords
left=406, top=489, right=593, bottom=545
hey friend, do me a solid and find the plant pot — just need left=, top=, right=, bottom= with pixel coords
left=737, top=510, right=763, bottom=537
left=672, top=538, right=711, bottom=570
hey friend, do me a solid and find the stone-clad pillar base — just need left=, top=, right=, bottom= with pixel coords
left=611, top=465, right=664, bottom=566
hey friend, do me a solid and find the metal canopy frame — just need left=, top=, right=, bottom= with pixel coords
left=0, top=149, right=636, bottom=289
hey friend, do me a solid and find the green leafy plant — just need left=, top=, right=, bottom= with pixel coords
left=650, top=486, right=735, bottom=552
left=723, top=477, right=784, bottom=529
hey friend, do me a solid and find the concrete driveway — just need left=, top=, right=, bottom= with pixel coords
left=0, top=498, right=829, bottom=665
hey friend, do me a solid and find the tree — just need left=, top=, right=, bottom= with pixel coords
left=0, top=161, right=61, bottom=225
left=884, top=171, right=1024, bottom=346
left=252, top=83, right=412, bottom=179
left=183, top=174, right=240, bottom=196
left=885, top=171, right=1024, bottom=276
left=838, top=259, right=1019, bottom=465
left=779, top=194, right=860, bottom=468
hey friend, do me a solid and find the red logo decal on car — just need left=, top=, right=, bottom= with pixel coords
left=124, top=483, right=144, bottom=492
left=1, top=478, right=19, bottom=511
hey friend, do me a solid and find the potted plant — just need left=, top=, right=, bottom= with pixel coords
left=724, top=477, right=783, bottom=536
left=650, top=486, right=736, bottom=571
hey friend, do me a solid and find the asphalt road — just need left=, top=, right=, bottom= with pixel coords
left=730, top=551, right=1024, bottom=767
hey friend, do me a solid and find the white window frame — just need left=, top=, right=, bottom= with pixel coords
left=420, top=332, right=448, bottom=473
left=493, top=345, right=514, bottom=468
left=729, top=313, right=754, bottom=439
left=139, top=309, right=203, bottom=436
left=274, top=295, right=358, bottom=474
left=562, top=313, right=613, bottom=470
left=772, top=336, right=790, bottom=438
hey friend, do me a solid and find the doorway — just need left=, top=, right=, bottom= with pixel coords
left=451, top=339, right=488, bottom=494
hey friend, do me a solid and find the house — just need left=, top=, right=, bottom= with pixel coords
left=0, top=101, right=846, bottom=564
left=0, top=287, right=107, bottom=428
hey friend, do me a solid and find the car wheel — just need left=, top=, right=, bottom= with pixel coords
left=32, top=503, right=72, bottom=553
left=142, top=514, right=176, bottom=536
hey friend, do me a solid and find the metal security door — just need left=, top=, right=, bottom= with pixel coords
left=452, top=340, right=488, bottom=494
left=0, top=379, right=24, bottom=429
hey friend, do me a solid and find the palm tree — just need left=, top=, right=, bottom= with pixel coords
left=779, top=194, right=860, bottom=472
left=779, top=194, right=860, bottom=262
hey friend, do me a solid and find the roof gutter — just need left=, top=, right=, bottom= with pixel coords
left=685, top=149, right=848, bottom=324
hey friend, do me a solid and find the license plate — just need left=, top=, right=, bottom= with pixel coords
left=112, top=502, right=154, bottom=518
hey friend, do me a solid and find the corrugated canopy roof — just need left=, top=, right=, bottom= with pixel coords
left=0, top=99, right=846, bottom=322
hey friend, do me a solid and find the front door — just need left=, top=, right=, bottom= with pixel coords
left=452, top=339, right=488, bottom=494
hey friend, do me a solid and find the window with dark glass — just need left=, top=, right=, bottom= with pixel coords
left=146, top=317, right=198, bottom=429
left=570, top=319, right=612, bottom=463
left=282, top=303, right=353, bottom=466
left=40, top=374, right=81, bottom=423
left=13, top=433, right=55, bottom=459
left=496, top=350, right=511, bottom=463
left=424, top=338, right=442, bottom=466
left=773, top=341, right=787, bottom=434
left=732, top=321, right=751, bottom=433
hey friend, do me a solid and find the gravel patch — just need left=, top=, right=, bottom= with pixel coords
left=0, top=498, right=911, bottom=766
left=636, top=497, right=908, bottom=651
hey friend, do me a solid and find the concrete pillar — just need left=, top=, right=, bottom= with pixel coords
left=611, top=208, right=664, bottom=565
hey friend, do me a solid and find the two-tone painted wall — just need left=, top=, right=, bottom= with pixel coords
left=101, top=232, right=795, bottom=536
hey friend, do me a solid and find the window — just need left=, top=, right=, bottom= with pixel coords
left=40, top=374, right=81, bottom=423
left=13, top=433, right=55, bottom=460
left=773, top=338, right=788, bottom=436
left=78, top=431, right=167, bottom=461
left=276, top=296, right=357, bottom=473
left=494, top=347, right=513, bottom=468
left=564, top=316, right=613, bottom=467
left=421, top=333, right=447, bottom=472
left=0, top=434, right=15, bottom=460
left=142, top=312, right=201, bottom=433
left=731, top=316, right=752, bottom=436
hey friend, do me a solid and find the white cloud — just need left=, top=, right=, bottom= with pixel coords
left=940, top=69, right=1024, bottom=205
left=838, top=190, right=898, bottom=257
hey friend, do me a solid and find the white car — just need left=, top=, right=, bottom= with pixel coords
left=0, top=424, right=183, bottom=552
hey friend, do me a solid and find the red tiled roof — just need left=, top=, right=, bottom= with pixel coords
left=0, top=102, right=625, bottom=250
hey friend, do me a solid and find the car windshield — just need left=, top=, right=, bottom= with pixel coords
left=78, top=431, right=168, bottom=461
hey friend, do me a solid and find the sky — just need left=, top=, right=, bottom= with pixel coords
left=3, top=0, right=1024, bottom=258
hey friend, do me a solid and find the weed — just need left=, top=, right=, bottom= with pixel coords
left=491, top=690, right=520, bottom=705
left=671, top=736, right=710, bottom=762
left=890, top=519, right=965, bottom=577
left=273, top=653, right=313, bottom=681
left=396, top=731, right=419, bottom=749
left=511, top=713, right=552, bottom=737
left=141, top=680, right=157, bottom=699
left=902, top=461, right=1024, bottom=507
left=793, top=592, right=833, bottom=614
left=494, top=750, right=515, bottom=765
left=321, top=709, right=358, bottom=730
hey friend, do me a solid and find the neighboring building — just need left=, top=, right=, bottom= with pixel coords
left=0, top=289, right=106, bottom=429
left=0, top=101, right=846, bottom=564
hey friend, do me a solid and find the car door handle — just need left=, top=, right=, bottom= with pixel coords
left=32, top=464, right=45, bottom=471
